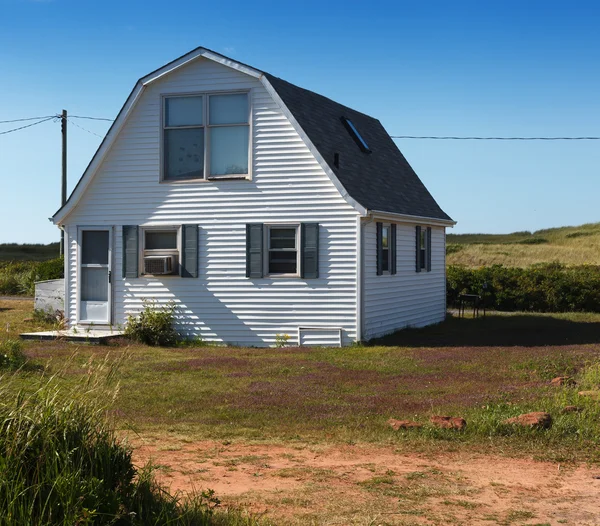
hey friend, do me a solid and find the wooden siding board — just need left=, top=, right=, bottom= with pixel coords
left=64, top=57, right=359, bottom=346
left=362, top=221, right=446, bottom=340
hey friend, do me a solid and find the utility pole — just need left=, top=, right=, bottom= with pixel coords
left=59, top=110, right=67, bottom=256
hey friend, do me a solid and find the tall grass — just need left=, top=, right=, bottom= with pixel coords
left=0, top=257, right=63, bottom=296
left=0, top=355, right=249, bottom=525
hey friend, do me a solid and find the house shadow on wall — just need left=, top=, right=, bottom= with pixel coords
left=370, top=312, right=600, bottom=348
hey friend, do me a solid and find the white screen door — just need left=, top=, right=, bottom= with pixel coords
left=79, top=229, right=111, bottom=323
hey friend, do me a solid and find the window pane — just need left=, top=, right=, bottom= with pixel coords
left=382, top=227, right=389, bottom=249
left=382, top=248, right=389, bottom=272
left=82, top=231, right=108, bottom=265
left=269, top=251, right=297, bottom=274
left=270, top=228, right=296, bottom=249
left=209, top=126, right=249, bottom=176
left=146, top=231, right=177, bottom=250
left=165, top=96, right=203, bottom=126
left=421, top=230, right=426, bottom=249
left=81, top=267, right=108, bottom=301
left=209, top=94, right=248, bottom=125
left=165, top=128, right=204, bottom=179
left=420, top=249, right=426, bottom=268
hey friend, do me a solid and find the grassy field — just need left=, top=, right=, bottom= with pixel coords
left=5, top=299, right=600, bottom=463
left=447, top=221, right=600, bottom=267
left=5, top=299, right=600, bottom=524
left=0, top=242, right=60, bottom=261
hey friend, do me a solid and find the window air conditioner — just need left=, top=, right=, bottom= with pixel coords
left=144, top=255, right=174, bottom=275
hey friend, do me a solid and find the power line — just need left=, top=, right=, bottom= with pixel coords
left=0, top=117, right=55, bottom=136
left=0, top=115, right=55, bottom=124
left=391, top=135, right=600, bottom=140
left=68, top=119, right=105, bottom=138
left=69, top=115, right=114, bottom=122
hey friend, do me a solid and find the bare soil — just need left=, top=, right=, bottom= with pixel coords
left=133, top=437, right=600, bottom=525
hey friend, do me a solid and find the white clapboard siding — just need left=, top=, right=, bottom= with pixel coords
left=362, top=221, right=446, bottom=340
left=64, top=57, right=359, bottom=346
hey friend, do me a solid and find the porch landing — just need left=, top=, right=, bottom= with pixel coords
left=20, top=329, right=125, bottom=344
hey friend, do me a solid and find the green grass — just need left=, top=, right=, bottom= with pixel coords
left=0, top=242, right=60, bottom=262
left=0, top=354, right=262, bottom=525
left=5, top=300, right=600, bottom=463
left=447, top=221, right=600, bottom=267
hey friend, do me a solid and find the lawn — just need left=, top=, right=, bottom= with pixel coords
left=6, top=299, right=600, bottom=524
left=4, top=299, right=600, bottom=463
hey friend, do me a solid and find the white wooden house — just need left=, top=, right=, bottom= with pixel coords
left=52, top=47, right=455, bottom=347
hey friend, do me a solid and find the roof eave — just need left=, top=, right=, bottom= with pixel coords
left=368, top=209, right=456, bottom=227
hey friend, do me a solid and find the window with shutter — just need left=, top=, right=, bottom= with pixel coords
left=376, top=222, right=393, bottom=275
left=267, top=225, right=299, bottom=276
left=416, top=226, right=432, bottom=273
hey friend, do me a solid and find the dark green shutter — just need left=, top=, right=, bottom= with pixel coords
left=426, top=226, right=432, bottom=272
left=390, top=223, right=397, bottom=275
left=376, top=222, right=383, bottom=276
left=246, top=224, right=263, bottom=278
left=301, top=223, right=319, bottom=279
left=122, top=225, right=138, bottom=279
left=415, top=225, right=422, bottom=273
left=180, top=224, right=199, bottom=278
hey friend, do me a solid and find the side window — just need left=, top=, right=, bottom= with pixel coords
left=376, top=222, right=396, bottom=275
left=245, top=223, right=319, bottom=279
left=381, top=225, right=390, bottom=272
left=267, top=225, right=299, bottom=276
left=416, top=226, right=432, bottom=273
left=420, top=228, right=426, bottom=270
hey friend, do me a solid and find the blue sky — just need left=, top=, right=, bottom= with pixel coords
left=1, top=0, right=599, bottom=243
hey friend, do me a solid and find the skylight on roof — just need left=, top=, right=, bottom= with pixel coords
left=341, top=117, right=371, bottom=153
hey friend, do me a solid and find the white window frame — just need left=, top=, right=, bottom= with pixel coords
left=381, top=223, right=392, bottom=275
left=419, top=226, right=429, bottom=272
left=265, top=224, right=300, bottom=278
left=140, top=226, right=181, bottom=277
left=160, top=90, right=251, bottom=183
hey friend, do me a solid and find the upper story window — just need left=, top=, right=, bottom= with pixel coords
left=163, top=92, right=250, bottom=181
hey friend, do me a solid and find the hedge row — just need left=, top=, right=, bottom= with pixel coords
left=447, top=263, right=600, bottom=313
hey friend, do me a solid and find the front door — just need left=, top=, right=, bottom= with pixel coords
left=79, top=228, right=111, bottom=324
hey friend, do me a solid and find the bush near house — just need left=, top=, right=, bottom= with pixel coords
left=0, top=257, right=64, bottom=296
left=447, top=263, right=600, bottom=312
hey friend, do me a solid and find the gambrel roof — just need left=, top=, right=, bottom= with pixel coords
left=265, top=74, right=452, bottom=222
left=53, top=47, right=453, bottom=225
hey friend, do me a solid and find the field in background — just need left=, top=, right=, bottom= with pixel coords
left=0, top=242, right=60, bottom=261
left=447, top=222, right=600, bottom=267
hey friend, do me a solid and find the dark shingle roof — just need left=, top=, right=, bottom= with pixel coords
left=265, top=73, right=452, bottom=222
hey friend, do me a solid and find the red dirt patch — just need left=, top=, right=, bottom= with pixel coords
left=132, top=437, right=600, bottom=525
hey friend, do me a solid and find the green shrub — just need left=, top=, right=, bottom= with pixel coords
left=125, top=301, right=180, bottom=346
left=447, top=263, right=600, bottom=312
